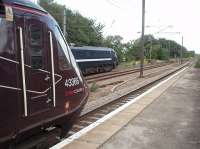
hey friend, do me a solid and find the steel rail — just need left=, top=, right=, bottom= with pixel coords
left=86, top=63, right=174, bottom=83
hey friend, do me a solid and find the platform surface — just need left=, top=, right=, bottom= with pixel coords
left=100, top=68, right=200, bottom=149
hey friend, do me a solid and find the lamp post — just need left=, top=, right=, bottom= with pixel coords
left=146, top=36, right=153, bottom=62
left=181, top=36, right=183, bottom=64
left=150, top=39, right=152, bottom=61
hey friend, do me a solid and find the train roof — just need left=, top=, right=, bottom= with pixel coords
left=70, top=46, right=115, bottom=52
left=2, top=0, right=47, bottom=13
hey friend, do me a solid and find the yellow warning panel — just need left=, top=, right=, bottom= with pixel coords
left=5, top=6, right=13, bottom=21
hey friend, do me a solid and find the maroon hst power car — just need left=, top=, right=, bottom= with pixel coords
left=0, top=0, right=89, bottom=148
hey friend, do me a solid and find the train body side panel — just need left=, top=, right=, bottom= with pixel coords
left=71, top=47, right=116, bottom=74
left=0, top=16, right=18, bottom=145
left=13, top=9, right=88, bottom=138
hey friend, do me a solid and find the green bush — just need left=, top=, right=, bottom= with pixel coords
left=132, top=60, right=136, bottom=66
left=195, top=58, right=200, bottom=68
left=90, top=82, right=99, bottom=92
left=117, top=60, right=136, bottom=69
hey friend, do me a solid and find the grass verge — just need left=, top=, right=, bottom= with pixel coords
left=195, top=58, right=200, bottom=68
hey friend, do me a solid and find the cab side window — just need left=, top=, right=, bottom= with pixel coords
left=29, top=24, right=43, bottom=69
left=57, top=40, right=70, bottom=70
left=54, top=26, right=70, bottom=70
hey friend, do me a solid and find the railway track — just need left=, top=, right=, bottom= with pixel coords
left=66, top=63, right=189, bottom=134
left=85, top=62, right=173, bottom=83
left=16, top=62, right=190, bottom=149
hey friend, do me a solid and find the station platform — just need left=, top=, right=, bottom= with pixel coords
left=53, top=66, right=200, bottom=149
left=100, top=67, right=200, bottom=149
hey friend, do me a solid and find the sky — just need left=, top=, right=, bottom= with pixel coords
left=53, top=0, right=200, bottom=53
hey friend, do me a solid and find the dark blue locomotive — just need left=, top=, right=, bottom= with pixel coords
left=70, top=46, right=118, bottom=75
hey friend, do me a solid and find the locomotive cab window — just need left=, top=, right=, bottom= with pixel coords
left=29, top=24, right=43, bottom=69
left=54, top=26, right=71, bottom=70
left=0, top=4, right=5, bottom=15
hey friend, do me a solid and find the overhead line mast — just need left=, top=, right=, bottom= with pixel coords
left=140, top=0, right=145, bottom=78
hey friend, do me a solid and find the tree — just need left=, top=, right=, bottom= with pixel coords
left=38, top=1, right=194, bottom=63
left=39, top=0, right=64, bottom=27
left=103, top=35, right=125, bottom=62
left=124, top=40, right=141, bottom=61
left=39, top=0, right=104, bottom=46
